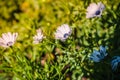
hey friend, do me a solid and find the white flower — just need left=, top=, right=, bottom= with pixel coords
left=0, top=32, right=18, bottom=48
left=33, top=29, right=44, bottom=44
left=86, top=2, right=105, bottom=18
left=55, top=24, right=72, bottom=41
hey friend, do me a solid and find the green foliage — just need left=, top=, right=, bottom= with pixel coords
left=0, top=0, right=120, bottom=80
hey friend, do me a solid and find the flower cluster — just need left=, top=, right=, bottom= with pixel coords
left=0, top=2, right=105, bottom=47
left=90, top=45, right=120, bottom=71
left=0, top=24, right=72, bottom=48
left=32, top=24, right=72, bottom=44
left=0, top=1, right=119, bottom=73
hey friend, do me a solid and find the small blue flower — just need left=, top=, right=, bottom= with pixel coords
left=111, top=56, right=120, bottom=71
left=90, top=46, right=108, bottom=62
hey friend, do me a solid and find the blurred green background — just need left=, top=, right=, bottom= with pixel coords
left=0, top=0, right=120, bottom=80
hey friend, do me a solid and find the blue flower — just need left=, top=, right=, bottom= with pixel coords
left=90, top=46, right=108, bottom=62
left=111, top=56, right=120, bottom=71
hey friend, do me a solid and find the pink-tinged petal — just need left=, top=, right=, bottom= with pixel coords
left=0, top=42, right=8, bottom=48
left=0, top=38, right=5, bottom=43
left=98, top=2, right=105, bottom=10
left=7, top=32, right=13, bottom=41
left=2, top=33, right=9, bottom=43
left=13, top=33, right=18, bottom=41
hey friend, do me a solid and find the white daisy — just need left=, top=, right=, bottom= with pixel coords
left=33, top=28, right=44, bottom=44
left=0, top=32, right=18, bottom=48
left=55, top=24, right=72, bottom=41
left=86, top=2, right=105, bottom=18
